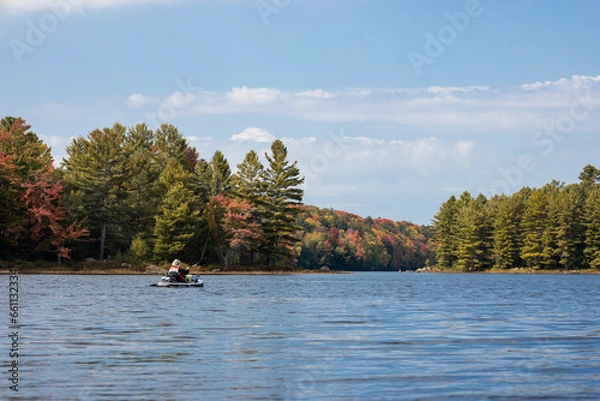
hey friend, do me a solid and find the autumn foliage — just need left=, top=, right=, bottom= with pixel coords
left=1, top=116, right=433, bottom=270
left=0, top=117, right=87, bottom=261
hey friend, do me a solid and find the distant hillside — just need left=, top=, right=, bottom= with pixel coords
left=295, top=206, right=434, bottom=271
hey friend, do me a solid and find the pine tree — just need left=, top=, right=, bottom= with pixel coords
left=123, top=124, right=161, bottom=241
left=62, top=123, right=127, bottom=260
left=454, top=193, right=493, bottom=271
left=555, top=184, right=586, bottom=270
left=584, top=186, right=600, bottom=269
left=209, top=150, right=231, bottom=196
left=232, top=150, right=265, bottom=205
left=431, top=195, right=459, bottom=269
left=520, top=188, right=551, bottom=269
left=153, top=123, right=197, bottom=172
left=262, top=140, right=305, bottom=265
left=579, top=164, right=600, bottom=184
left=153, top=161, right=200, bottom=261
left=539, top=183, right=562, bottom=269
left=493, top=189, right=529, bottom=269
left=231, top=150, right=267, bottom=264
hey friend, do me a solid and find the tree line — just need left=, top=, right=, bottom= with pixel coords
left=432, top=165, right=600, bottom=271
left=1, top=116, right=433, bottom=270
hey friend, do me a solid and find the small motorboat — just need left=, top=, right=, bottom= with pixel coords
left=150, top=275, right=204, bottom=288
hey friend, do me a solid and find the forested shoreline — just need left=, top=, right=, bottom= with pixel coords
left=432, top=165, right=600, bottom=272
left=0, top=116, right=433, bottom=271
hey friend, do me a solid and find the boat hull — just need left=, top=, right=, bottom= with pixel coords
left=151, top=281, right=204, bottom=287
left=150, top=275, right=204, bottom=288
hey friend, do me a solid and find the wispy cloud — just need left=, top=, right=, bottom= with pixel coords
left=129, top=74, right=600, bottom=134
left=127, top=93, right=155, bottom=109
left=1, top=0, right=183, bottom=14
left=278, top=135, right=476, bottom=177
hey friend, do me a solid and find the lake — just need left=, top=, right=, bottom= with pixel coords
left=2, top=272, right=599, bottom=400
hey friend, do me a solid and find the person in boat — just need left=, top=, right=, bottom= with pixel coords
left=168, top=259, right=188, bottom=283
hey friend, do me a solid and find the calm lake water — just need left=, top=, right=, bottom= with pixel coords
left=2, top=272, right=599, bottom=400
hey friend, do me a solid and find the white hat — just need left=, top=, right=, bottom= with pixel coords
left=172, top=259, right=181, bottom=266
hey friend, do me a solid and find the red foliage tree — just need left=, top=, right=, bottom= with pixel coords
left=204, top=195, right=263, bottom=266
left=21, top=172, right=88, bottom=263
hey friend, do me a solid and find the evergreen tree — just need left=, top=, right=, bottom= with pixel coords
left=231, top=150, right=267, bottom=264
left=539, top=183, right=562, bottom=269
left=431, top=195, right=459, bottom=269
left=62, top=123, right=128, bottom=260
left=123, top=124, right=161, bottom=241
left=584, top=186, right=600, bottom=269
left=194, top=159, right=213, bottom=205
left=520, top=188, right=551, bottom=269
left=153, top=123, right=198, bottom=172
left=153, top=161, right=200, bottom=261
left=579, top=164, right=600, bottom=184
left=232, top=150, right=265, bottom=204
left=454, top=193, right=493, bottom=271
left=493, top=189, right=529, bottom=269
left=262, top=140, right=305, bottom=265
left=209, top=150, right=231, bottom=196
left=555, top=184, right=586, bottom=270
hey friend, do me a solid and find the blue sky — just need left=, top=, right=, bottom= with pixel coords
left=1, top=0, right=599, bottom=225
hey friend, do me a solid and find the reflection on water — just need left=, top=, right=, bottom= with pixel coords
left=1, top=273, right=599, bottom=400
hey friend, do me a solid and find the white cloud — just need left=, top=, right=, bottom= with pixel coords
left=1, top=0, right=182, bottom=14
left=127, top=93, right=154, bottom=108
left=521, top=74, right=600, bottom=91
left=427, top=85, right=490, bottom=94
left=164, top=91, right=195, bottom=108
left=146, top=74, right=600, bottom=134
left=231, top=127, right=276, bottom=143
left=187, top=136, right=212, bottom=143
left=227, top=86, right=282, bottom=105
left=284, top=135, right=475, bottom=183
left=296, top=89, right=334, bottom=99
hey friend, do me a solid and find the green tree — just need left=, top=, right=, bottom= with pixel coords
left=62, top=123, right=128, bottom=260
left=262, top=140, right=305, bottom=265
left=520, top=188, right=551, bottom=269
left=231, top=150, right=267, bottom=264
left=129, top=233, right=151, bottom=263
left=209, top=150, right=231, bottom=196
left=153, top=161, right=200, bottom=261
left=555, top=184, right=586, bottom=270
left=579, top=164, right=600, bottom=184
left=493, top=189, right=529, bottom=269
left=431, top=195, right=459, bottom=269
left=231, top=150, right=265, bottom=204
left=584, top=186, right=600, bottom=269
left=123, top=124, right=161, bottom=241
left=454, top=193, right=493, bottom=271
left=153, top=123, right=198, bottom=172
